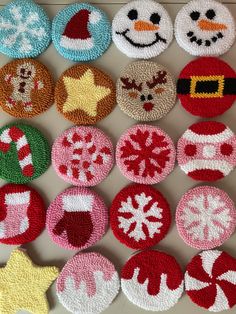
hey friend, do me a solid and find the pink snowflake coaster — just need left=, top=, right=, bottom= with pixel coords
left=185, top=250, right=236, bottom=312
left=110, top=184, right=171, bottom=249
left=116, top=124, right=176, bottom=184
left=52, top=126, right=114, bottom=186
left=46, top=187, right=108, bottom=250
left=56, top=252, right=120, bottom=314
left=176, top=186, right=236, bottom=250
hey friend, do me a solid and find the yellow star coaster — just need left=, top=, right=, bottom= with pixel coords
left=0, top=249, right=59, bottom=314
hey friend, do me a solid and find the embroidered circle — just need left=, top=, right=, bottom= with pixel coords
left=46, top=187, right=108, bottom=250
left=177, top=121, right=236, bottom=181
left=0, top=123, right=50, bottom=184
left=0, top=59, right=54, bottom=118
left=185, top=250, right=236, bottom=311
left=52, top=3, right=111, bottom=61
left=56, top=252, right=120, bottom=314
left=175, top=0, right=236, bottom=56
left=116, top=124, right=176, bottom=184
left=177, top=57, right=236, bottom=118
left=0, top=0, right=51, bottom=58
left=112, top=0, right=173, bottom=59
left=121, top=250, right=184, bottom=311
left=110, top=184, right=171, bottom=249
left=55, top=64, right=116, bottom=125
left=0, top=183, right=46, bottom=245
left=52, top=126, right=114, bottom=186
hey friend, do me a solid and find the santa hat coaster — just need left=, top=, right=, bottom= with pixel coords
left=177, top=121, right=236, bottom=181
left=0, top=123, right=50, bottom=184
left=110, top=184, right=171, bottom=249
left=52, top=3, right=111, bottom=61
left=177, top=57, right=236, bottom=118
left=121, top=250, right=184, bottom=311
left=55, top=64, right=116, bottom=125
left=112, top=0, right=173, bottom=59
left=116, top=124, right=176, bottom=185
left=0, top=0, right=51, bottom=58
left=0, top=59, right=54, bottom=118
left=57, top=252, right=120, bottom=314
left=52, top=126, right=114, bottom=186
left=185, top=250, right=236, bottom=311
left=46, top=187, right=108, bottom=251
left=117, top=61, right=176, bottom=121
left=175, top=0, right=236, bottom=56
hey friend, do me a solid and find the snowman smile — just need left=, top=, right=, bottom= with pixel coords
left=187, top=30, right=224, bottom=47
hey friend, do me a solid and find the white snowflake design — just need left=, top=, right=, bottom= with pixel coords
left=118, top=193, right=163, bottom=241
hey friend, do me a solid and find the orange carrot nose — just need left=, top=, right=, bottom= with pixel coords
left=134, top=20, right=159, bottom=32
left=198, top=19, right=227, bottom=31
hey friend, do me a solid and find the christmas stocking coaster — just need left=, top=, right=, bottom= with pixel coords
left=121, top=250, right=184, bottom=311
left=185, top=250, right=236, bottom=311
left=0, top=0, right=51, bottom=58
left=57, top=252, right=120, bottom=314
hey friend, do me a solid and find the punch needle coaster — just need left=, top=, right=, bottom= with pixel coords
left=55, top=64, right=116, bottom=125
left=0, top=0, right=51, bottom=58
left=121, top=250, right=184, bottom=311
left=0, top=59, right=54, bottom=118
left=175, top=0, right=236, bottom=56
left=46, top=186, right=108, bottom=251
left=185, top=250, right=236, bottom=311
left=116, top=124, right=176, bottom=184
left=0, top=123, right=50, bottom=184
left=57, top=252, right=120, bottom=314
left=52, top=3, right=111, bottom=61
left=52, top=126, right=114, bottom=186
left=176, top=186, right=236, bottom=250
left=177, top=121, right=236, bottom=181
left=112, top=0, right=173, bottom=59
left=177, top=57, right=236, bottom=118
left=110, top=184, right=171, bottom=249
left=117, top=61, right=176, bottom=121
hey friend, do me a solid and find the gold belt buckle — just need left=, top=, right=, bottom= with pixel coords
left=190, top=75, right=224, bottom=98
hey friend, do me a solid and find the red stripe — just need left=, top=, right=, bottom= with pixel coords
left=0, top=142, right=10, bottom=153
left=9, top=127, right=24, bottom=142
left=18, top=144, right=31, bottom=161
left=22, top=164, right=34, bottom=177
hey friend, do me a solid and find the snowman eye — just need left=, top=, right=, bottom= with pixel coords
left=206, top=9, right=216, bottom=20
left=128, top=9, right=138, bottom=20
left=190, top=11, right=200, bottom=21
left=150, top=13, right=161, bottom=24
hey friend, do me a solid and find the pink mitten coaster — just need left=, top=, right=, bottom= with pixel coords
left=56, top=252, right=120, bottom=314
left=46, top=187, right=108, bottom=250
left=52, top=126, right=114, bottom=186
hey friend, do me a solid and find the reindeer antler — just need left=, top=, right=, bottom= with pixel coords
left=146, top=71, right=167, bottom=89
left=120, top=77, right=142, bottom=92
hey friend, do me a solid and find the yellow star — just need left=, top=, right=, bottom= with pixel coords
left=62, top=69, right=111, bottom=116
left=0, top=249, right=59, bottom=314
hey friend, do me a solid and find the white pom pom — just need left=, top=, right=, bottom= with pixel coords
left=89, top=11, right=101, bottom=24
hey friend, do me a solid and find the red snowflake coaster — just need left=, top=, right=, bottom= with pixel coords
left=121, top=250, right=184, bottom=311
left=185, top=250, right=236, bottom=312
left=116, top=124, right=176, bottom=184
left=110, top=184, right=171, bottom=249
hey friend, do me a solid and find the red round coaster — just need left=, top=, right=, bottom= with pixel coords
left=110, top=184, right=171, bottom=249
left=0, top=183, right=46, bottom=245
left=177, top=57, right=236, bottom=118
left=185, top=250, right=236, bottom=312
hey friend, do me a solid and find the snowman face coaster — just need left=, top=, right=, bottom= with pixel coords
left=116, top=124, right=176, bottom=184
left=0, top=0, right=51, bottom=58
left=185, top=250, right=236, bottom=311
left=0, top=123, right=50, bottom=184
left=46, top=187, right=108, bottom=250
left=55, top=64, right=115, bottom=125
left=0, top=183, right=46, bottom=245
left=57, top=252, right=120, bottom=314
left=177, top=57, right=236, bottom=118
left=117, top=61, right=176, bottom=121
left=110, top=184, right=171, bottom=249
left=0, top=59, right=54, bottom=118
left=52, top=126, right=114, bottom=186
left=52, top=3, right=111, bottom=61
left=176, top=186, right=236, bottom=250
left=177, top=121, right=236, bottom=181
left=175, top=0, right=236, bottom=56
left=121, top=250, right=184, bottom=311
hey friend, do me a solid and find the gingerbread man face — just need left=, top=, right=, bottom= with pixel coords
left=17, top=63, right=36, bottom=80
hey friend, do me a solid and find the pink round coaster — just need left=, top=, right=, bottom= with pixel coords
left=176, top=186, right=236, bottom=250
left=46, top=187, right=108, bottom=250
left=52, top=126, right=114, bottom=186
left=116, top=124, right=176, bottom=184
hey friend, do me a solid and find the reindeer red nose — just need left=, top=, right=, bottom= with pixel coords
left=143, top=102, right=154, bottom=112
